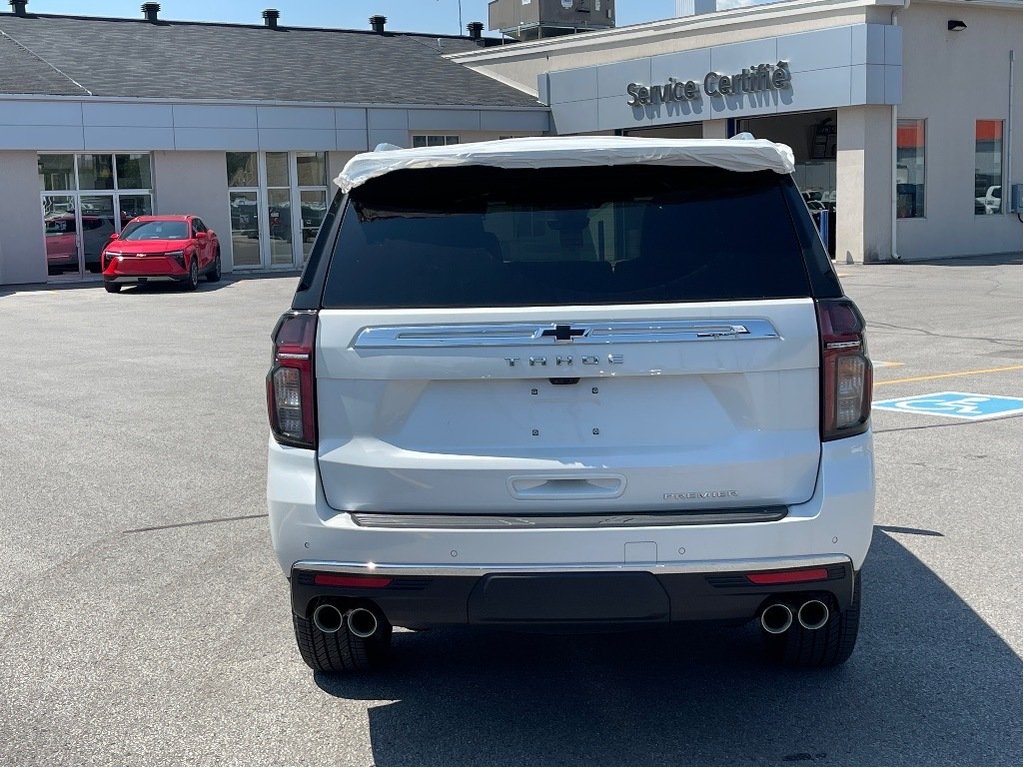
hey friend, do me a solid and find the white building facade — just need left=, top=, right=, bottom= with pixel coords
left=454, top=0, right=1023, bottom=263
left=0, top=0, right=1019, bottom=287
left=0, top=8, right=549, bottom=286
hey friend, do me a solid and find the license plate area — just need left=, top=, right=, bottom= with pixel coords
left=467, top=572, right=670, bottom=624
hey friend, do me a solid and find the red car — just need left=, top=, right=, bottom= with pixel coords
left=100, top=215, right=221, bottom=293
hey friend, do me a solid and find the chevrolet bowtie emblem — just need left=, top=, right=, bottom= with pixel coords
left=541, top=325, right=587, bottom=342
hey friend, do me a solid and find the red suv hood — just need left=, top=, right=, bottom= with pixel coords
left=108, top=239, right=188, bottom=254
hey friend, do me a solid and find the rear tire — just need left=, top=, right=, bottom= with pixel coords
left=762, top=572, right=861, bottom=667
left=103, top=281, right=121, bottom=293
left=292, top=608, right=392, bottom=674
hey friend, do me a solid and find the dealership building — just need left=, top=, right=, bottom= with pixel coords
left=0, top=0, right=1020, bottom=287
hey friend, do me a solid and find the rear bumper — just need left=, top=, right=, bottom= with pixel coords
left=269, top=431, right=874, bottom=628
left=289, top=558, right=856, bottom=627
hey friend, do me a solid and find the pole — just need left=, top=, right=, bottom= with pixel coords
left=458, top=0, right=463, bottom=34
left=1006, top=49, right=1014, bottom=216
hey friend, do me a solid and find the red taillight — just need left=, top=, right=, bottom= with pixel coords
left=313, top=574, right=393, bottom=589
left=267, top=311, right=318, bottom=449
left=817, top=298, right=873, bottom=441
left=746, top=568, right=829, bottom=585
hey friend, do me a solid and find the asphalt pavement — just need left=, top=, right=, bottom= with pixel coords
left=0, top=256, right=1020, bottom=766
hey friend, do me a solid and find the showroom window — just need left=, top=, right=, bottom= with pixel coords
left=225, top=151, right=329, bottom=269
left=896, top=120, right=925, bottom=219
left=227, top=152, right=261, bottom=268
left=975, top=120, right=1003, bottom=215
left=296, top=152, right=329, bottom=259
left=412, top=135, right=460, bottom=148
left=38, top=153, right=153, bottom=279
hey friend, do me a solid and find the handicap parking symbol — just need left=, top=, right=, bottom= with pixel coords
left=872, top=391, right=1024, bottom=421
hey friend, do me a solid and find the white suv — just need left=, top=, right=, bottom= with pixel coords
left=266, top=137, right=874, bottom=673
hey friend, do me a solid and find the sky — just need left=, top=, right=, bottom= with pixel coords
left=20, top=0, right=768, bottom=36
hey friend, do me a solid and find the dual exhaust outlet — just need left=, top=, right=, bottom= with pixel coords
left=312, top=603, right=383, bottom=638
left=760, top=599, right=830, bottom=635
left=314, top=598, right=827, bottom=638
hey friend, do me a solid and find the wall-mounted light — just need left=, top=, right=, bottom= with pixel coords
left=947, top=19, right=967, bottom=31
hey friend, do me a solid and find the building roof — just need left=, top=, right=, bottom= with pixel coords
left=336, top=135, right=796, bottom=192
left=0, top=12, right=540, bottom=107
left=450, top=0, right=1020, bottom=65
left=0, top=23, right=85, bottom=95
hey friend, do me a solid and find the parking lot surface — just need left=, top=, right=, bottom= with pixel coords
left=1, top=256, right=1021, bottom=766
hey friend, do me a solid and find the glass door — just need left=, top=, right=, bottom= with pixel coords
left=229, top=191, right=261, bottom=268
left=299, top=190, right=328, bottom=259
left=266, top=152, right=294, bottom=267
left=79, top=195, right=117, bottom=275
left=226, top=151, right=330, bottom=270
left=42, top=194, right=80, bottom=279
left=296, top=152, right=329, bottom=263
left=39, top=153, right=155, bottom=281
left=267, top=188, right=294, bottom=266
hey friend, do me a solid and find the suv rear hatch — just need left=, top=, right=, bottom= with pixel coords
left=312, top=163, right=841, bottom=517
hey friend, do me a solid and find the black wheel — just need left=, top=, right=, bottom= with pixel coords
left=762, top=572, right=861, bottom=667
left=103, top=281, right=121, bottom=293
left=185, top=254, right=199, bottom=291
left=206, top=248, right=221, bottom=283
left=292, top=608, right=392, bottom=674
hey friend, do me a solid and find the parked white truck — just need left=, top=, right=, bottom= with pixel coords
left=266, top=136, right=875, bottom=673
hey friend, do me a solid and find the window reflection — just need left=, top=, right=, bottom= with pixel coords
left=269, top=188, right=292, bottom=265
left=227, top=153, right=258, bottom=187
left=296, top=152, right=327, bottom=187
left=79, top=195, right=116, bottom=273
left=42, top=195, right=78, bottom=276
left=38, top=155, right=75, bottom=192
left=118, top=194, right=152, bottom=225
left=975, top=121, right=1003, bottom=215
left=115, top=154, right=152, bottom=189
left=77, top=154, right=115, bottom=190
left=896, top=120, right=925, bottom=219
left=225, top=152, right=331, bottom=269
left=266, top=152, right=289, bottom=187
left=300, top=190, right=327, bottom=257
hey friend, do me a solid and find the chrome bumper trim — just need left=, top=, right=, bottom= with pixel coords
left=293, top=554, right=852, bottom=578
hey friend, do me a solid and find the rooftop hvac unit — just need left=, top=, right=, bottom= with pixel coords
left=488, top=0, right=616, bottom=41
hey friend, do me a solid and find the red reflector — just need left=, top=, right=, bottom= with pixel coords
left=746, top=568, right=829, bottom=585
left=313, top=574, right=392, bottom=589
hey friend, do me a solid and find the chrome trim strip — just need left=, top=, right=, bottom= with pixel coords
left=350, top=507, right=786, bottom=529
left=293, top=555, right=851, bottom=578
left=353, top=319, right=779, bottom=349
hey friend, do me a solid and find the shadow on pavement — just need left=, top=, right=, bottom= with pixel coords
left=315, top=529, right=1022, bottom=766
left=0, top=271, right=300, bottom=297
left=905, top=252, right=1022, bottom=267
left=115, top=279, right=234, bottom=294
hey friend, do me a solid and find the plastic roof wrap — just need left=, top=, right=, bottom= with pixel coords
left=335, top=136, right=796, bottom=193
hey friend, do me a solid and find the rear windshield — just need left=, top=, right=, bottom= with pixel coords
left=322, top=165, right=814, bottom=308
left=121, top=220, right=188, bottom=240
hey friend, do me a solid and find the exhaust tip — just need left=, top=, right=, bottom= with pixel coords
left=346, top=606, right=380, bottom=638
left=797, top=599, right=830, bottom=631
left=312, top=603, right=344, bottom=634
left=760, top=603, right=794, bottom=635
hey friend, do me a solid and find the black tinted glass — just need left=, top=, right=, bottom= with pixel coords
left=322, top=165, right=812, bottom=308
left=121, top=221, right=188, bottom=240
